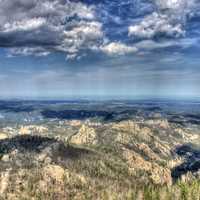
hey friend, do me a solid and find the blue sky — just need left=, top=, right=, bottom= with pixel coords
left=0, top=0, right=200, bottom=99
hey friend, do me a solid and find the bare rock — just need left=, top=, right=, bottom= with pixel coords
left=137, top=143, right=161, bottom=161
left=19, top=126, right=31, bottom=135
left=0, top=169, right=11, bottom=195
left=0, top=133, right=8, bottom=140
left=150, top=165, right=172, bottom=186
left=122, top=147, right=172, bottom=185
left=112, top=120, right=140, bottom=133
left=43, top=164, right=65, bottom=183
left=1, top=154, right=10, bottom=162
left=145, top=119, right=170, bottom=129
left=122, top=147, right=152, bottom=171
left=70, top=124, right=97, bottom=145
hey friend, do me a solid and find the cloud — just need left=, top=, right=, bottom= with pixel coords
left=128, top=12, right=185, bottom=39
left=154, top=0, right=194, bottom=11
left=0, top=0, right=199, bottom=59
left=2, top=18, right=46, bottom=33
left=101, top=42, right=138, bottom=56
left=135, top=39, right=176, bottom=50
left=59, top=21, right=104, bottom=59
left=8, top=47, right=51, bottom=57
left=128, top=0, right=196, bottom=40
left=0, top=0, right=105, bottom=58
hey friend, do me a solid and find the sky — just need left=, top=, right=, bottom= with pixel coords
left=0, top=0, right=200, bottom=99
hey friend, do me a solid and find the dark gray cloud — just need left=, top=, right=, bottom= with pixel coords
left=0, top=0, right=105, bottom=58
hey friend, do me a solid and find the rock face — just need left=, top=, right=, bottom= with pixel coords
left=122, top=147, right=152, bottom=171
left=43, top=164, right=66, bottom=182
left=113, top=120, right=153, bottom=144
left=153, top=141, right=171, bottom=157
left=70, top=124, right=97, bottom=145
left=167, top=158, right=184, bottom=169
left=0, top=133, right=8, bottom=140
left=145, top=119, right=170, bottom=129
left=175, top=128, right=200, bottom=142
left=0, top=169, right=11, bottom=195
left=1, top=154, right=10, bottom=162
left=19, top=126, right=31, bottom=135
left=19, top=126, right=48, bottom=135
left=112, top=120, right=140, bottom=133
left=137, top=143, right=161, bottom=161
left=150, top=166, right=172, bottom=186
left=122, top=147, right=172, bottom=186
left=65, top=120, right=82, bottom=127
left=43, top=164, right=87, bottom=185
left=38, top=165, right=87, bottom=197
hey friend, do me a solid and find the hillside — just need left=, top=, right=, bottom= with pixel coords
left=0, top=116, right=200, bottom=199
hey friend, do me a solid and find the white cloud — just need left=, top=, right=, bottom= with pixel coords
left=57, top=21, right=104, bottom=59
left=8, top=47, right=51, bottom=57
left=3, top=18, right=46, bottom=32
left=101, top=42, right=138, bottom=56
left=128, top=12, right=185, bottom=39
left=135, top=39, right=177, bottom=50
left=154, top=0, right=194, bottom=11
left=128, top=0, right=196, bottom=40
left=134, top=37, right=199, bottom=53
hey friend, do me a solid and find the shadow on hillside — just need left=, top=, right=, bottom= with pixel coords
left=0, top=135, right=92, bottom=160
left=171, top=144, right=200, bottom=180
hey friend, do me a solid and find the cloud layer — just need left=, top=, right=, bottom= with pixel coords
left=0, top=0, right=105, bottom=58
left=128, top=12, right=185, bottom=39
left=0, top=0, right=199, bottom=58
left=128, top=0, right=195, bottom=39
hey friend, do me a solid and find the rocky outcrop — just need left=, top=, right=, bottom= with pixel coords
left=145, top=119, right=170, bottom=129
left=122, top=147, right=172, bottom=186
left=137, top=143, right=161, bottom=161
left=19, top=125, right=48, bottom=135
left=0, top=133, right=8, bottom=140
left=43, top=164, right=66, bottom=182
left=114, top=121, right=153, bottom=144
left=150, top=166, right=172, bottom=186
left=167, top=157, right=184, bottom=169
left=70, top=124, right=97, bottom=145
left=112, top=120, right=140, bottom=133
left=65, top=120, right=82, bottom=127
left=175, top=128, right=200, bottom=142
left=19, top=126, right=31, bottom=135
left=0, top=169, right=11, bottom=195
left=1, top=154, right=10, bottom=162
left=122, top=147, right=152, bottom=171
left=43, top=164, right=87, bottom=184
left=153, top=140, right=171, bottom=157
